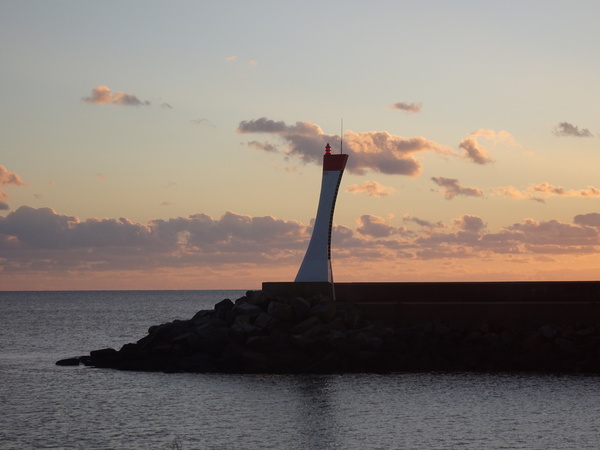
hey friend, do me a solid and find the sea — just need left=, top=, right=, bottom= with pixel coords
left=2, top=290, right=600, bottom=449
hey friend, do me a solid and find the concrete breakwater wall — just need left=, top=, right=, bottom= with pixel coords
left=264, top=281, right=600, bottom=327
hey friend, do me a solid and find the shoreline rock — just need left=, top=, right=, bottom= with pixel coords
left=57, top=290, right=600, bottom=374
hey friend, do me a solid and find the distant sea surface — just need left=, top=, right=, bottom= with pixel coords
left=2, top=290, right=600, bottom=449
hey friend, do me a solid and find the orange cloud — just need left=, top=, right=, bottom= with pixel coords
left=346, top=181, right=396, bottom=197
left=82, top=86, right=150, bottom=106
left=0, top=166, right=25, bottom=186
left=0, top=165, right=26, bottom=211
left=459, top=129, right=517, bottom=165
left=491, top=182, right=600, bottom=202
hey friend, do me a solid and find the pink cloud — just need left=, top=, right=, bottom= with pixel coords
left=392, top=101, right=422, bottom=113
left=238, top=117, right=453, bottom=177
left=356, top=215, right=408, bottom=238
left=82, top=86, right=150, bottom=106
left=574, top=213, right=600, bottom=227
left=431, top=176, right=484, bottom=200
left=403, top=214, right=445, bottom=229
left=3, top=205, right=600, bottom=288
left=454, top=215, right=486, bottom=233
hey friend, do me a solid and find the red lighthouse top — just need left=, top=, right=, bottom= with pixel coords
left=322, top=142, right=348, bottom=172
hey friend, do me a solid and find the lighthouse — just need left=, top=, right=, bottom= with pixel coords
left=295, top=143, right=349, bottom=285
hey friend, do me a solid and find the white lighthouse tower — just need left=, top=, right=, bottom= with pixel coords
left=295, top=143, right=349, bottom=285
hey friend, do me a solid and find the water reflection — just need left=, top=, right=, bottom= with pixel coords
left=292, top=375, right=339, bottom=449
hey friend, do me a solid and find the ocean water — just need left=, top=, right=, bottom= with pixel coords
left=2, top=290, right=600, bottom=449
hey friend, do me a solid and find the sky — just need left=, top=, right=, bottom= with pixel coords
left=1, top=0, right=600, bottom=290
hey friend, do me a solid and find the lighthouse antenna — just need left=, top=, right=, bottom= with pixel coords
left=340, top=118, right=344, bottom=154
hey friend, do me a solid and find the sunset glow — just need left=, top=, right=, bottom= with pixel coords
left=1, top=1, right=599, bottom=290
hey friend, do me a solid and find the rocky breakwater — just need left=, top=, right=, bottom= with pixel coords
left=57, top=291, right=600, bottom=374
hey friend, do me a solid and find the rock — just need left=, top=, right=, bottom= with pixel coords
left=253, top=312, right=278, bottom=331
left=539, top=324, right=558, bottom=340
left=310, top=300, right=336, bottom=322
left=177, top=354, right=217, bottom=373
left=55, top=357, right=81, bottom=366
left=247, top=291, right=271, bottom=310
left=290, top=316, right=322, bottom=335
left=342, top=305, right=363, bottom=329
left=267, top=301, right=295, bottom=322
left=214, top=298, right=234, bottom=320
left=191, top=310, right=213, bottom=324
left=290, top=297, right=311, bottom=320
left=89, top=348, right=119, bottom=368
left=228, top=302, right=263, bottom=322
left=301, top=324, right=323, bottom=339
left=245, top=335, right=278, bottom=352
left=242, top=350, right=277, bottom=373
left=324, top=316, right=346, bottom=332
left=230, top=315, right=261, bottom=338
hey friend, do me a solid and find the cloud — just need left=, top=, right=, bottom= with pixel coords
left=191, top=118, right=216, bottom=128
left=161, top=102, right=173, bottom=109
left=356, top=215, right=408, bottom=238
left=392, top=101, right=422, bottom=113
left=0, top=166, right=26, bottom=211
left=237, top=117, right=454, bottom=177
left=491, top=182, right=600, bottom=202
left=225, top=55, right=257, bottom=66
left=470, top=129, right=517, bottom=146
left=431, top=176, right=484, bottom=200
left=505, top=218, right=598, bottom=247
left=4, top=205, right=600, bottom=287
left=552, top=122, right=593, bottom=138
left=459, top=136, right=493, bottom=165
left=403, top=214, right=445, bottom=229
left=454, top=215, right=486, bottom=233
left=0, top=206, right=307, bottom=264
left=345, top=181, right=396, bottom=197
left=459, top=129, right=517, bottom=165
left=0, top=191, right=9, bottom=210
left=0, top=166, right=26, bottom=186
left=574, top=213, right=600, bottom=227
left=413, top=215, right=600, bottom=260
left=82, top=86, right=151, bottom=106
left=247, top=140, right=280, bottom=153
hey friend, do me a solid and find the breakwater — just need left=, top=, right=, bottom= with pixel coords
left=265, top=281, right=600, bottom=326
left=57, top=282, right=600, bottom=374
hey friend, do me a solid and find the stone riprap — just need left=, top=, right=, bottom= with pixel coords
left=57, top=291, right=600, bottom=374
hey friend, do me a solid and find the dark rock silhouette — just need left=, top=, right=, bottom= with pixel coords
left=57, top=290, right=600, bottom=374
